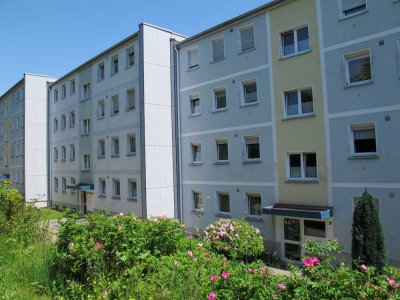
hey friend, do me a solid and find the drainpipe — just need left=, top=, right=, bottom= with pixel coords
left=47, top=84, right=51, bottom=208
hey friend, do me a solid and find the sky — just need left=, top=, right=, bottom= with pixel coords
left=0, top=0, right=272, bottom=95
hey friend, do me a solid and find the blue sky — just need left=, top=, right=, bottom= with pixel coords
left=0, top=0, right=272, bottom=95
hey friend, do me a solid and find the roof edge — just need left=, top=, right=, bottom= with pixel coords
left=0, top=78, right=24, bottom=100
left=140, top=22, right=188, bottom=38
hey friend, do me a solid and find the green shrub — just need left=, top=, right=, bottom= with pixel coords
left=203, top=219, right=264, bottom=261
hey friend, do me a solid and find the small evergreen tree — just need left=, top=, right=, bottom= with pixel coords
left=352, top=189, right=387, bottom=273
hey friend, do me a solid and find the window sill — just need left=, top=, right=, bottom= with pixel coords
left=190, top=162, right=203, bottom=166
left=126, top=108, right=135, bottom=112
left=98, top=156, right=105, bottom=159
left=348, top=154, right=379, bottom=160
left=110, top=73, right=119, bottom=77
left=243, top=159, right=261, bottom=164
left=214, top=161, right=229, bottom=165
left=344, top=80, right=373, bottom=89
left=97, top=116, right=105, bottom=120
left=127, top=153, right=136, bottom=157
left=245, top=216, right=263, bottom=223
left=191, top=210, right=204, bottom=215
left=188, top=113, right=201, bottom=118
left=339, top=9, right=369, bottom=21
left=97, top=79, right=105, bottom=83
left=187, top=66, right=199, bottom=72
left=285, top=179, right=319, bottom=184
left=70, top=159, right=75, bottom=162
left=112, top=196, right=121, bottom=200
left=238, top=47, right=256, bottom=55
left=98, top=195, right=106, bottom=198
left=210, top=58, right=225, bottom=64
left=279, top=49, right=312, bottom=61
left=212, top=108, right=228, bottom=113
left=81, top=133, right=90, bottom=136
left=215, top=213, right=231, bottom=218
left=282, top=113, right=315, bottom=121
left=81, top=169, right=91, bottom=172
left=126, top=64, right=135, bottom=69
left=81, top=97, right=91, bottom=101
left=127, top=198, right=137, bottom=202
left=240, top=101, right=259, bottom=108
left=110, top=113, right=119, bottom=117
left=111, top=154, right=120, bottom=158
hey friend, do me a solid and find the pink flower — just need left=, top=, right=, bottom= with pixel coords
left=390, top=284, right=398, bottom=291
left=359, top=264, right=368, bottom=272
left=303, top=257, right=320, bottom=267
left=221, top=271, right=231, bottom=279
left=208, top=292, right=216, bottom=300
left=68, top=242, right=74, bottom=248
left=211, top=236, right=219, bottom=241
left=387, top=278, right=396, bottom=285
left=96, top=242, right=103, bottom=248
left=210, top=274, right=217, bottom=282
left=255, top=228, right=260, bottom=235
left=209, top=224, right=215, bottom=229
left=247, top=268, right=255, bottom=274
left=278, top=283, right=286, bottom=291
left=197, top=243, right=203, bottom=248
left=187, top=250, right=193, bottom=257
left=101, top=249, right=106, bottom=254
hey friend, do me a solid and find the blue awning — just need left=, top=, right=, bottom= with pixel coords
left=0, top=175, right=10, bottom=179
left=263, top=204, right=333, bottom=219
left=79, top=184, right=94, bottom=191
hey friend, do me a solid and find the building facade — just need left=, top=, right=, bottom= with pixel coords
left=0, top=73, right=57, bottom=206
left=49, top=24, right=185, bottom=217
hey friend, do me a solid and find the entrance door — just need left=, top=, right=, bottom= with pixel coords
left=82, top=191, right=87, bottom=215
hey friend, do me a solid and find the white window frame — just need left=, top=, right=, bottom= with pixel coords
left=111, top=136, right=120, bottom=157
left=54, top=89, right=59, bottom=102
left=112, top=178, right=121, bottom=198
left=286, top=152, right=318, bottom=181
left=61, top=177, right=67, bottom=192
left=241, top=79, right=258, bottom=106
left=212, top=87, right=227, bottom=112
left=53, top=147, right=58, bottom=162
left=61, top=146, right=66, bottom=161
left=61, top=84, right=67, bottom=99
left=70, top=177, right=76, bottom=193
left=187, top=47, right=199, bottom=70
left=97, top=100, right=105, bottom=119
left=98, top=63, right=105, bottom=81
left=70, top=79, right=75, bottom=96
left=344, top=49, right=372, bottom=86
left=349, top=122, right=378, bottom=157
left=193, top=190, right=204, bottom=211
left=81, top=119, right=90, bottom=135
left=82, top=82, right=91, bottom=100
left=189, top=93, right=201, bottom=116
left=54, top=177, right=59, bottom=192
left=127, top=47, right=135, bottom=67
left=217, top=191, right=230, bottom=215
left=211, top=36, right=225, bottom=63
left=283, top=87, right=314, bottom=119
left=70, top=144, right=76, bottom=161
left=246, top=193, right=262, bottom=217
left=340, top=0, right=368, bottom=18
left=69, top=111, right=75, bottom=128
left=111, top=55, right=119, bottom=76
left=239, top=24, right=255, bottom=52
left=215, top=139, right=229, bottom=163
left=280, top=24, right=310, bottom=58
left=98, top=139, right=105, bottom=158
left=99, top=178, right=106, bottom=196
left=82, top=154, right=91, bottom=170
left=127, top=134, right=136, bottom=155
left=191, top=142, right=202, bottom=164
left=111, top=94, right=119, bottom=116
left=61, top=115, right=66, bottom=130
left=243, top=135, right=261, bottom=162
left=128, top=179, right=137, bottom=200
left=126, top=89, right=135, bottom=110
left=53, top=118, right=58, bottom=132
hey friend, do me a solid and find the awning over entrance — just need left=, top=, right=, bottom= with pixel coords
left=78, top=183, right=94, bottom=191
left=0, top=175, right=9, bottom=180
left=262, top=204, right=333, bottom=219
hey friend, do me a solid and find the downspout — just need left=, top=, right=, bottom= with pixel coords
left=47, top=84, right=51, bottom=208
left=173, top=43, right=184, bottom=223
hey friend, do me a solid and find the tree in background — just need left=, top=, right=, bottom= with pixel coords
left=352, top=189, right=387, bottom=274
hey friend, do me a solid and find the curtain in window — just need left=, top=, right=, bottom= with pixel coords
left=282, top=32, right=294, bottom=56
left=240, top=28, right=254, bottom=51
left=297, top=27, right=309, bottom=52
left=342, top=0, right=366, bottom=11
left=353, top=129, right=375, bottom=140
left=286, top=92, right=298, bottom=115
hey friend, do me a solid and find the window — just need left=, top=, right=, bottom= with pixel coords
left=69, top=111, right=75, bottom=127
left=54, top=89, right=58, bottom=102
left=128, top=179, right=137, bottom=200
left=212, top=37, right=225, bottom=62
left=126, top=89, right=135, bottom=110
left=191, top=143, right=202, bottom=163
left=98, top=63, right=105, bottom=81
left=217, top=192, right=230, bottom=214
left=188, top=48, right=199, bottom=69
left=350, top=123, right=377, bottom=156
left=345, top=49, right=372, bottom=85
left=287, top=152, right=317, bottom=180
left=284, top=88, right=314, bottom=117
left=98, top=139, right=105, bottom=158
left=97, top=100, right=105, bottom=119
left=189, top=94, right=200, bottom=116
left=54, top=147, right=58, bottom=162
left=247, top=193, right=262, bottom=216
left=111, top=95, right=119, bottom=115
left=214, top=88, right=227, bottom=111
left=242, top=80, right=257, bottom=104
left=127, top=48, right=135, bottom=67
left=83, top=154, right=91, bottom=170
left=304, top=220, right=326, bottom=238
left=53, top=118, right=58, bottom=132
left=281, top=25, right=309, bottom=57
left=112, top=178, right=120, bottom=197
left=193, top=190, right=204, bottom=211
left=70, top=80, right=75, bottom=96
left=216, top=140, right=229, bottom=162
left=99, top=178, right=106, bottom=196
left=70, top=144, right=75, bottom=161
left=10, top=144, right=14, bottom=158
left=127, top=134, right=136, bottom=155
left=82, top=82, right=91, bottom=99
left=15, top=144, right=19, bottom=157
left=244, top=136, right=260, bottom=161
left=70, top=177, right=76, bottom=192
left=61, top=115, right=66, bottom=130
left=82, top=119, right=90, bottom=135
left=341, top=0, right=367, bottom=17
left=284, top=218, right=301, bottom=260
left=62, top=177, right=67, bottom=192
left=111, top=56, right=119, bottom=75
left=61, top=146, right=66, bottom=161
left=54, top=177, right=59, bottom=191
left=61, top=84, right=66, bottom=99
left=111, top=137, right=119, bottom=157
left=240, top=26, right=255, bottom=51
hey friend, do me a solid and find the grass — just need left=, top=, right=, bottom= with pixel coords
left=38, top=208, right=64, bottom=221
left=0, top=235, right=51, bottom=299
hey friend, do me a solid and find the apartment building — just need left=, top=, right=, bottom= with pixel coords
left=174, top=0, right=400, bottom=265
left=0, top=73, right=57, bottom=206
left=317, top=0, right=400, bottom=266
left=49, top=23, right=185, bottom=217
